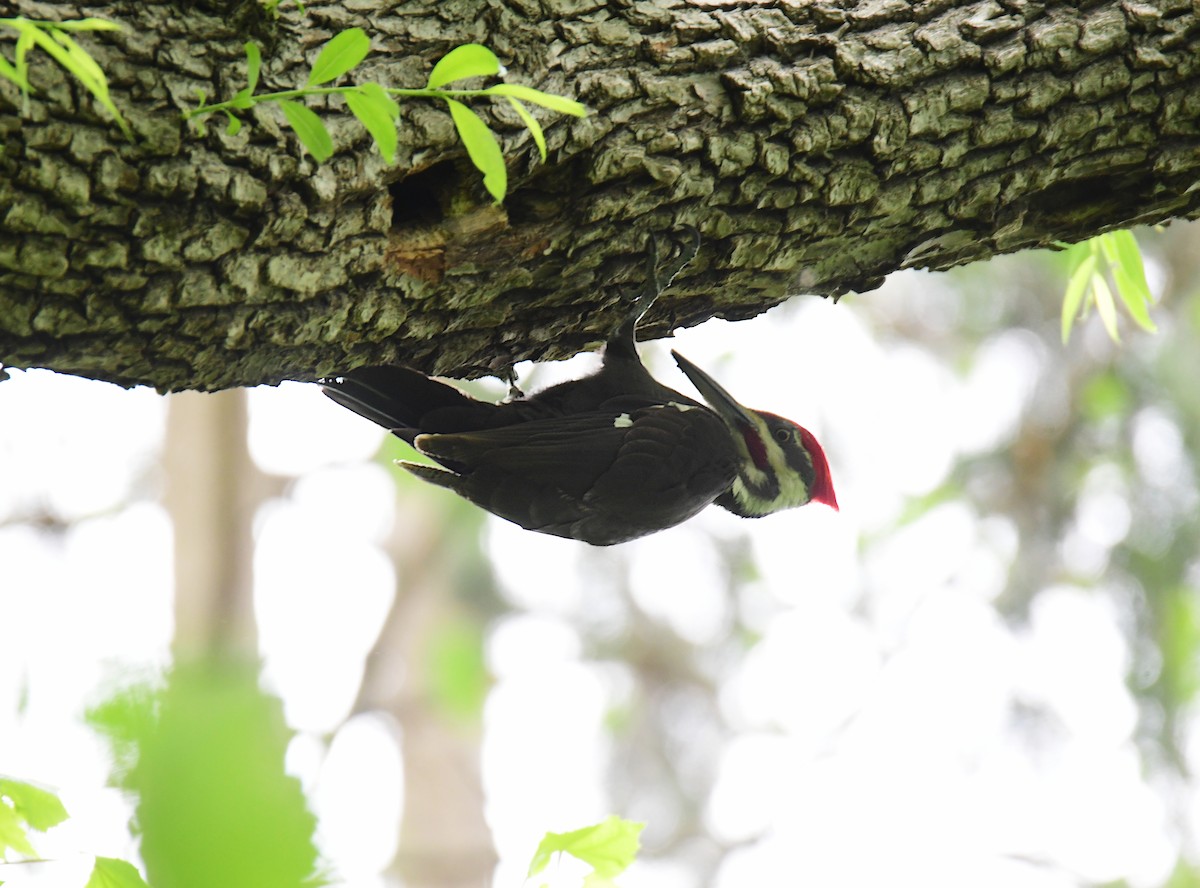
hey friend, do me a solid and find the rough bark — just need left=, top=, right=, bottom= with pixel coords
left=1, top=0, right=1199, bottom=391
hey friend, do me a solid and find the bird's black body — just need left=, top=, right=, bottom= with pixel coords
left=322, top=326, right=744, bottom=544
left=321, top=232, right=836, bottom=545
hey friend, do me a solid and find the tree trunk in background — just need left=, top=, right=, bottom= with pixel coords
left=354, top=492, right=498, bottom=888
left=163, top=388, right=264, bottom=658
left=2, top=1, right=1199, bottom=390
left=160, top=324, right=496, bottom=885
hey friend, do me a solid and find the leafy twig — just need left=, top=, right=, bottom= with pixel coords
left=526, top=816, right=644, bottom=888
left=186, top=32, right=587, bottom=203
left=1060, top=230, right=1157, bottom=344
left=0, top=16, right=132, bottom=139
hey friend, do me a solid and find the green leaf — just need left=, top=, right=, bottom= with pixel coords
left=506, top=97, right=546, bottom=160
left=1113, top=268, right=1157, bottom=332
left=427, top=43, right=500, bottom=89
left=14, top=28, right=35, bottom=110
left=8, top=21, right=131, bottom=138
left=527, top=816, right=644, bottom=882
left=52, top=18, right=124, bottom=32
left=0, top=54, right=28, bottom=91
left=88, top=663, right=321, bottom=888
left=345, top=86, right=398, bottom=162
left=12, top=22, right=85, bottom=85
left=484, top=83, right=587, bottom=117
left=445, top=98, right=507, bottom=202
left=86, top=857, right=151, bottom=888
left=307, top=27, right=370, bottom=86
left=1061, top=251, right=1096, bottom=344
left=1103, top=230, right=1144, bottom=275
left=1103, top=230, right=1157, bottom=332
left=0, top=778, right=69, bottom=832
left=50, top=29, right=106, bottom=92
left=224, top=111, right=242, bottom=136
left=13, top=27, right=34, bottom=76
left=359, top=82, right=400, bottom=118
left=279, top=99, right=333, bottom=160
left=0, top=801, right=38, bottom=858
left=244, top=41, right=261, bottom=94
left=229, top=87, right=254, bottom=110
left=1093, top=272, right=1120, bottom=343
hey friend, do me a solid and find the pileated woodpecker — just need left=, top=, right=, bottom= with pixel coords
left=321, top=233, right=837, bottom=545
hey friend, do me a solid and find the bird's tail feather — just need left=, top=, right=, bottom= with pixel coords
left=398, top=460, right=465, bottom=492
left=320, top=366, right=475, bottom=433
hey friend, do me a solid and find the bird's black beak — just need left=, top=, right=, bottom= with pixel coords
left=671, top=350, right=757, bottom=429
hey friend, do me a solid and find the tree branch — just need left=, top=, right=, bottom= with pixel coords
left=2, top=0, right=1199, bottom=391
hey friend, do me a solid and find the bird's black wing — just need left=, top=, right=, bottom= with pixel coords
left=408, top=405, right=738, bottom=545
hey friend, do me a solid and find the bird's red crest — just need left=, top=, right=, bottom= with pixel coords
left=798, top=426, right=838, bottom=511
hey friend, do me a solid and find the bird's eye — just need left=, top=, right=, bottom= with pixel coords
left=774, top=427, right=791, bottom=443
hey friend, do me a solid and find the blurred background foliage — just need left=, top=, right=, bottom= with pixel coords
left=1, top=219, right=1200, bottom=888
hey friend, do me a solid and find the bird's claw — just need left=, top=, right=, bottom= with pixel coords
left=630, top=226, right=701, bottom=327
left=649, top=225, right=701, bottom=293
left=503, top=365, right=525, bottom=400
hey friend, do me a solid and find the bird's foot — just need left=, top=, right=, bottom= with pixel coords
left=650, top=225, right=701, bottom=294
left=503, top=364, right=525, bottom=400
left=627, top=225, right=702, bottom=327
